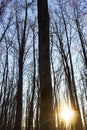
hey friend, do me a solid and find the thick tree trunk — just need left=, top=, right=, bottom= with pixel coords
left=38, top=0, right=55, bottom=130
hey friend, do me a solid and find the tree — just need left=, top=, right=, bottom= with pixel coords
left=37, top=0, right=55, bottom=130
left=14, top=1, right=28, bottom=130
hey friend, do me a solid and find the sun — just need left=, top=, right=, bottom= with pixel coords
left=60, top=105, right=74, bottom=125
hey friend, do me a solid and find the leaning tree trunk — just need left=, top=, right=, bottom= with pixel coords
left=38, top=0, right=55, bottom=130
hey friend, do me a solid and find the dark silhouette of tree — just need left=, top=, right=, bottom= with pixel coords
left=14, top=1, right=28, bottom=130
left=37, top=0, right=55, bottom=130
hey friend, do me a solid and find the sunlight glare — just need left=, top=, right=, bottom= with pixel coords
left=60, top=105, right=74, bottom=124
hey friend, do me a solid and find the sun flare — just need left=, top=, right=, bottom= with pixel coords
left=60, top=105, right=74, bottom=124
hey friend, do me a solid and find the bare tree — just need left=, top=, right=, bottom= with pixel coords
left=38, top=0, right=55, bottom=130
left=14, top=1, right=28, bottom=130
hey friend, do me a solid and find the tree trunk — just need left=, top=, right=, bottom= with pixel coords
left=38, top=0, right=55, bottom=130
left=14, top=3, right=27, bottom=130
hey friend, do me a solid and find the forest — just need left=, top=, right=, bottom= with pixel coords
left=0, top=0, right=87, bottom=130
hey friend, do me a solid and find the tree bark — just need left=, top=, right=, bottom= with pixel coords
left=38, top=0, right=55, bottom=130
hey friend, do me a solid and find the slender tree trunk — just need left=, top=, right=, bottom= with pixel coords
left=62, top=12, right=83, bottom=129
left=27, top=27, right=36, bottom=130
left=14, top=3, right=27, bottom=130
